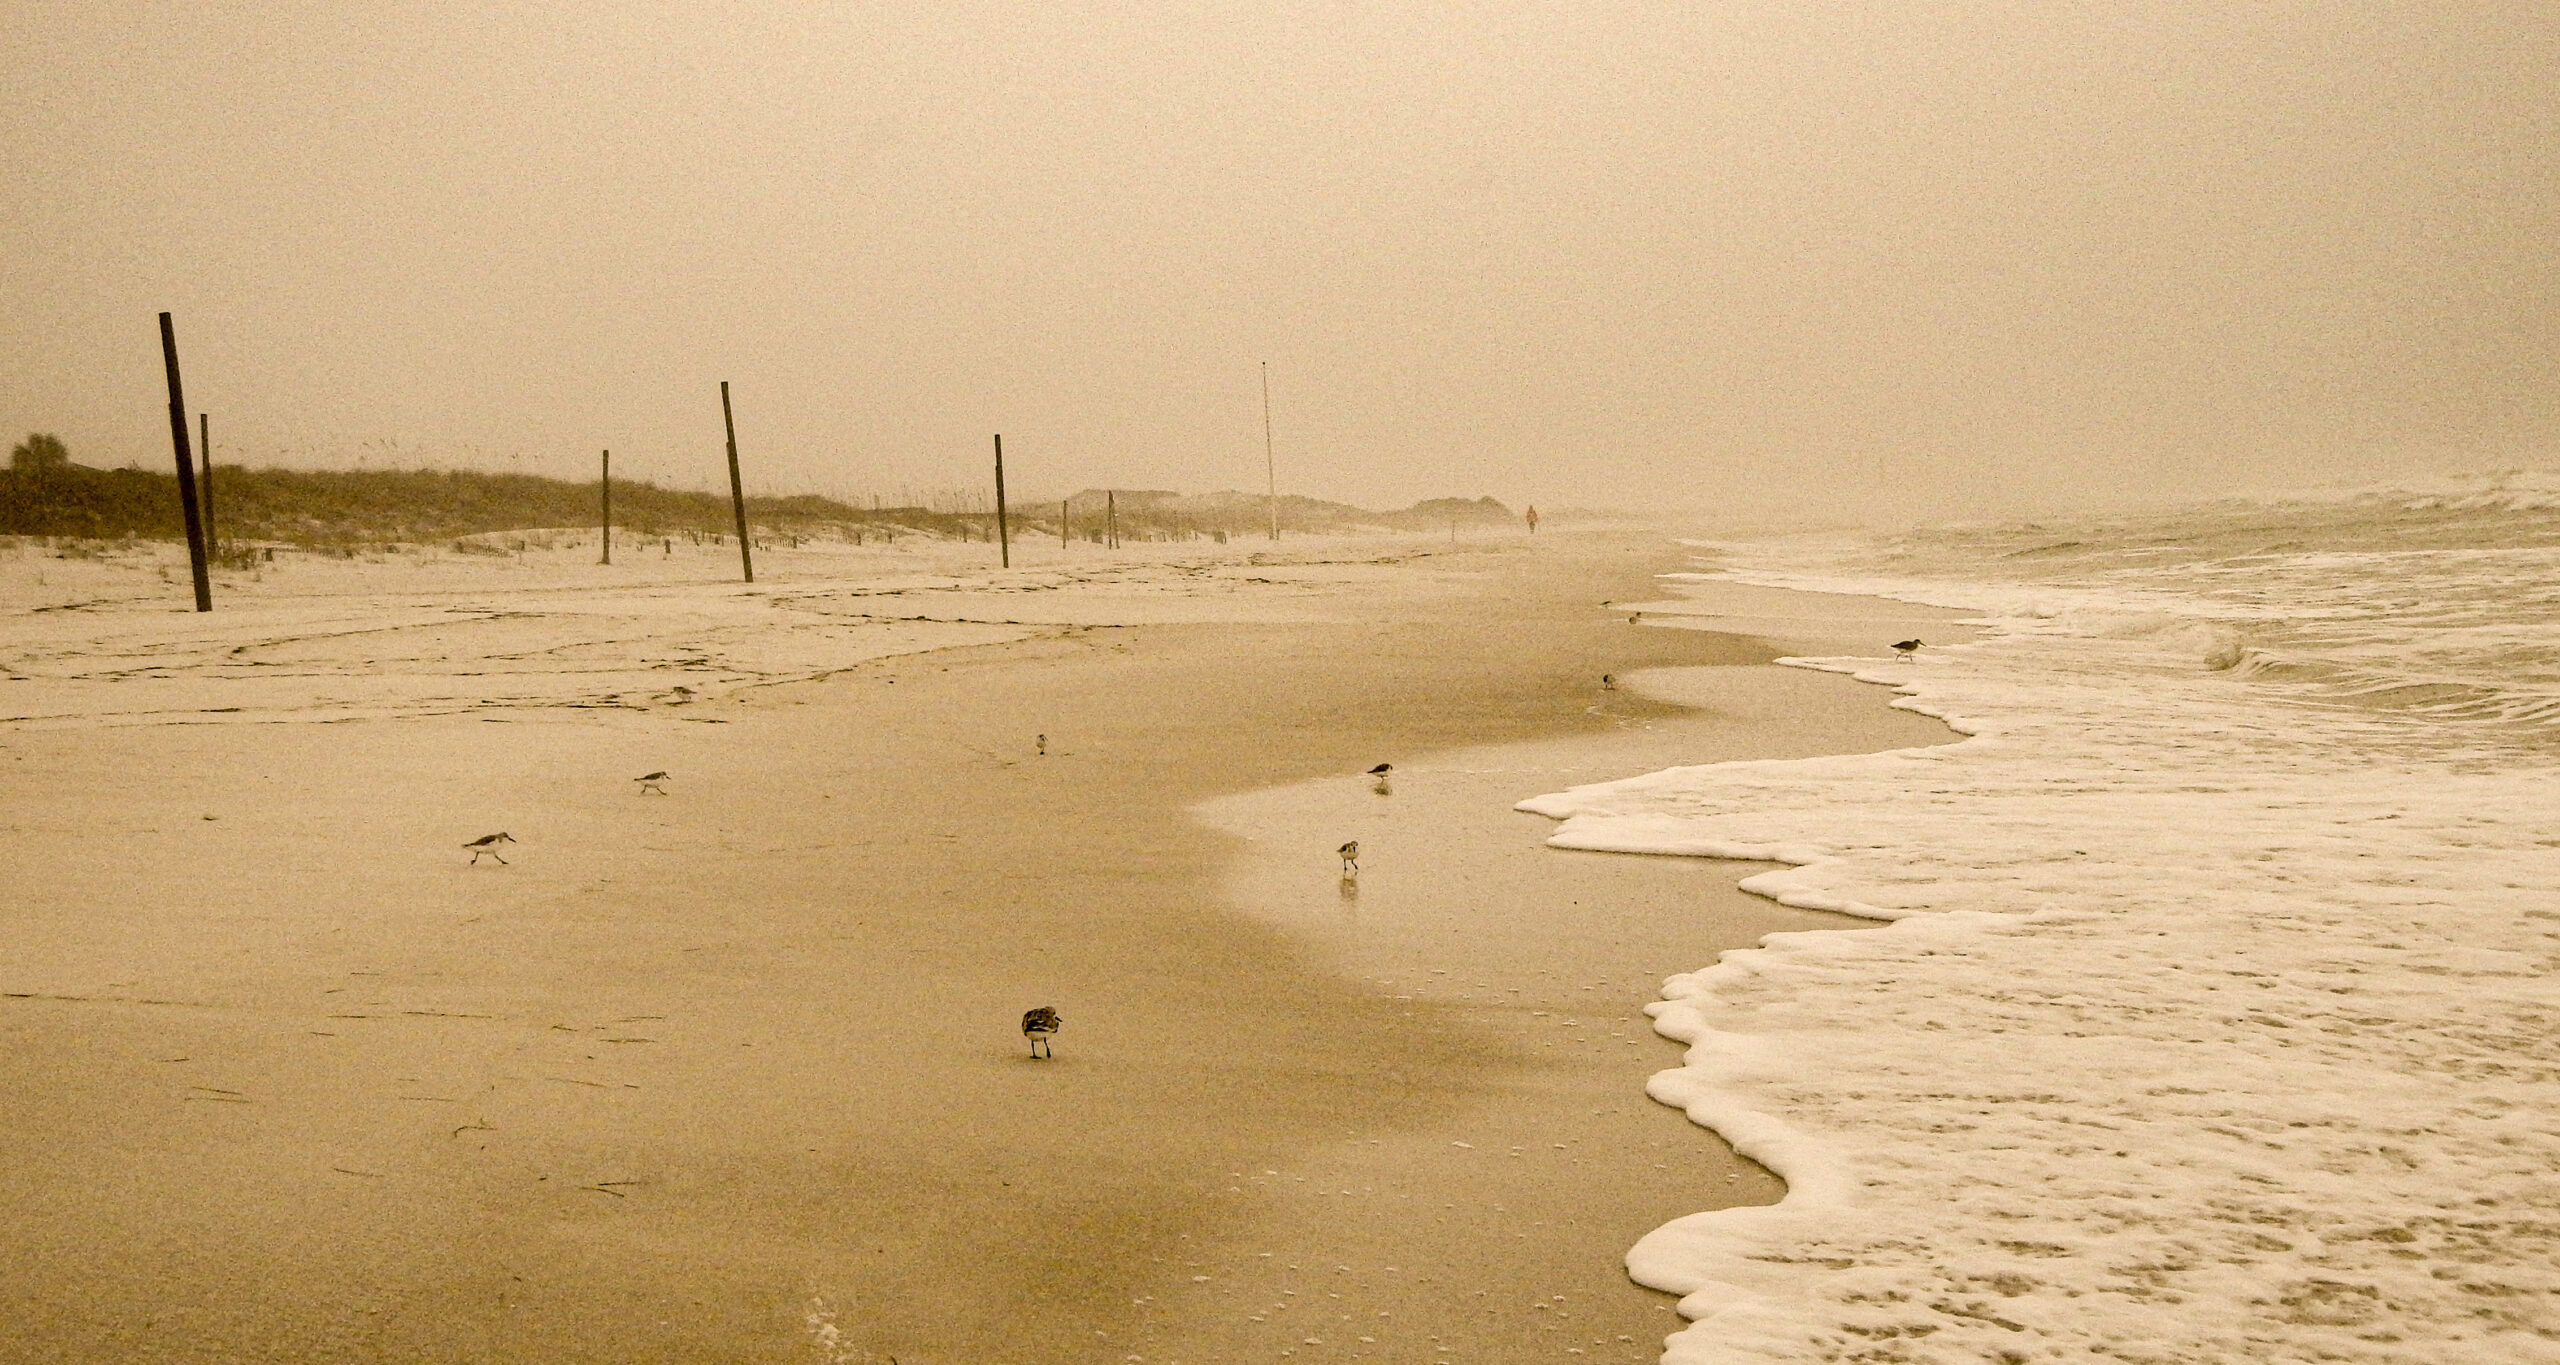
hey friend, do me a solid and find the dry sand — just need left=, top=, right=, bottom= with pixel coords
left=0, top=527, right=1961, bottom=1364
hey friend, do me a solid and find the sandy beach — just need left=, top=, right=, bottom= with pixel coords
left=13, top=3, right=2547, bottom=1355
left=0, top=527, right=1959, bottom=1364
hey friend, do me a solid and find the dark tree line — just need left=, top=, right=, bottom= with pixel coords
left=0, top=458, right=908, bottom=545
left=0, top=436, right=1525, bottom=547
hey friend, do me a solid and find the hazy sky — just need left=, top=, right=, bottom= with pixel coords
left=5, top=3, right=2552, bottom=524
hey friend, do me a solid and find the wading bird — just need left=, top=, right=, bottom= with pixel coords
left=634, top=771, right=669, bottom=794
left=464, top=833, right=516, bottom=864
left=1338, top=840, right=1360, bottom=873
left=1892, top=639, right=1923, bottom=659
left=1022, top=1006, right=1061, bottom=1059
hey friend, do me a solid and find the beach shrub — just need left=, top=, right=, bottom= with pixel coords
left=11, top=433, right=68, bottom=470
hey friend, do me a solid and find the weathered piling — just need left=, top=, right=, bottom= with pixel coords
left=157, top=314, right=212, bottom=611
left=720, top=382, right=753, bottom=583
left=994, top=434, right=1010, bottom=568
left=197, top=411, right=214, bottom=556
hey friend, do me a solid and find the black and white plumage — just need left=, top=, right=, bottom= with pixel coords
left=464, top=832, right=517, bottom=864
left=1366, top=761, right=1393, bottom=794
left=1366, top=763, right=1392, bottom=776
left=1892, top=639, right=1923, bottom=659
left=1338, top=840, right=1360, bottom=873
left=1021, top=1006, right=1061, bottom=1059
left=635, top=771, right=669, bottom=794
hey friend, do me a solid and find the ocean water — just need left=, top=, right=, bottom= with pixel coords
left=1523, top=477, right=2560, bottom=1363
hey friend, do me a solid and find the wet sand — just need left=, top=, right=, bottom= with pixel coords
left=0, top=530, right=1960, bottom=1363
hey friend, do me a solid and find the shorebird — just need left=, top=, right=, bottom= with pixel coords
left=1601, top=673, right=1617, bottom=690
left=1021, top=1006, right=1061, bottom=1059
left=1629, top=612, right=1642, bottom=625
left=1338, top=840, right=1360, bottom=873
left=634, top=771, right=669, bottom=795
left=464, top=833, right=517, bottom=864
left=1036, top=734, right=1047, bottom=756
left=1892, top=639, right=1923, bottom=659
left=1366, top=761, right=1393, bottom=794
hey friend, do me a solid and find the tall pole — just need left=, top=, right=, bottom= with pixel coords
left=1106, top=489, right=1117, bottom=549
left=600, top=449, right=612, bottom=565
left=197, top=412, right=214, bottom=558
left=1261, top=360, right=1278, bottom=540
left=158, top=313, right=212, bottom=611
left=720, top=382, right=753, bottom=583
left=993, top=434, right=1010, bottom=568
left=1060, top=499, right=1069, bottom=548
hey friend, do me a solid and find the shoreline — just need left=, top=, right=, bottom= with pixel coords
left=1514, top=516, right=2560, bottom=1358
left=0, top=528, right=1964, bottom=1364
left=1155, top=577, right=1968, bottom=1363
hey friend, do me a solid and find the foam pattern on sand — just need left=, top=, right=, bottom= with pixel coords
left=1524, top=484, right=2560, bottom=1362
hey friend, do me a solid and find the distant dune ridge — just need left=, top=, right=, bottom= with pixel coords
left=1061, top=487, right=1519, bottom=537
left=0, top=461, right=1523, bottom=546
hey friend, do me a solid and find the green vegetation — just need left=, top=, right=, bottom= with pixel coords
left=0, top=462, right=941, bottom=546
left=0, top=461, right=180, bottom=538
left=0, top=460, right=1522, bottom=548
left=10, top=433, right=68, bottom=470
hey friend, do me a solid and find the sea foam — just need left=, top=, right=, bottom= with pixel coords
left=1525, top=483, right=2560, bottom=1361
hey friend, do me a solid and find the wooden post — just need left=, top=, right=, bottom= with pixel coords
left=1261, top=360, right=1278, bottom=541
left=600, top=449, right=612, bottom=565
left=197, top=412, right=214, bottom=558
left=720, top=382, right=753, bottom=583
left=1106, top=489, right=1117, bottom=549
left=1060, top=498, right=1069, bottom=548
left=993, top=434, right=1010, bottom=568
left=158, top=313, right=212, bottom=611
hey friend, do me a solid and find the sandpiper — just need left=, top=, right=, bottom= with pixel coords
left=1036, top=734, right=1047, bottom=756
left=635, top=771, right=669, bottom=794
left=1601, top=673, right=1617, bottom=690
left=1892, top=638, right=1923, bottom=659
left=464, top=833, right=517, bottom=864
left=1366, top=761, right=1393, bottom=794
left=1021, top=1006, right=1061, bottom=1059
left=1338, top=840, right=1360, bottom=873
